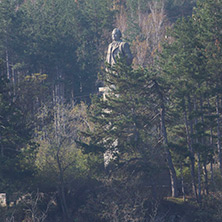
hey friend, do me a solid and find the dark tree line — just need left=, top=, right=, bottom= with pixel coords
left=1, top=0, right=222, bottom=221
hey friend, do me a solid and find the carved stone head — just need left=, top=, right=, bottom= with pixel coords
left=112, top=28, right=122, bottom=41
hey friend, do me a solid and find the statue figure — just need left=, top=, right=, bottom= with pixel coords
left=101, top=29, right=133, bottom=169
left=106, top=28, right=133, bottom=66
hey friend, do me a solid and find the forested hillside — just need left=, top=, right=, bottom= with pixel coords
left=1, top=0, right=222, bottom=221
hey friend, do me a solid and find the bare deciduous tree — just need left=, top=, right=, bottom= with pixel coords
left=22, top=191, right=55, bottom=222
left=35, top=102, right=91, bottom=221
left=133, top=0, right=167, bottom=67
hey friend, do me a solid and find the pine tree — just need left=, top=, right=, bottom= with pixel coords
left=88, top=60, right=178, bottom=196
left=0, top=61, right=35, bottom=194
left=194, top=0, right=222, bottom=175
left=159, top=16, right=208, bottom=201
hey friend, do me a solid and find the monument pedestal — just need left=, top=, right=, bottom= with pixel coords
left=99, top=86, right=110, bottom=101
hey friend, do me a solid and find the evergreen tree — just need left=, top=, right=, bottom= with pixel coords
left=194, top=0, right=222, bottom=175
left=159, top=16, right=208, bottom=201
left=0, top=61, right=35, bottom=194
left=88, top=60, right=178, bottom=196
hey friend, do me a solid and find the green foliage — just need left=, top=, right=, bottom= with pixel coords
left=1, top=0, right=222, bottom=220
left=165, top=0, right=196, bottom=21
left=0, top=0, right=115, bottom=102
left=0, top=71, right=36, bottom=194
left=0, top=77, right=30, bottom=156
left=34, top=103, right=91, bottom=188
left=158, top=0, right=222, bottom=202
left=88, top=60, right=167, bottom=171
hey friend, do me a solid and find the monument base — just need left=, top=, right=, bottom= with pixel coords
left=99, top=86, right=110, bottom=101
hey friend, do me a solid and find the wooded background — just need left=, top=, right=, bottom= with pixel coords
left=1, top=0, right=222, bottom=221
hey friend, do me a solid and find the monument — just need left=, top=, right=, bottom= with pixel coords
left=0, top=193, right=6, bottom=207
left=99, top=28, right=133, bottom=99
left=100, top=28, right=133, bottom=168
left=106, top=28, right=133, bottom=66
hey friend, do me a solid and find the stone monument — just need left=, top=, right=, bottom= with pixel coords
left=106, top=28, right=133, bottom=66
left=99, top=28, right=133, bottom=99
left=0, top=193, right=6, bottom=207
left=100, top=28, right=133, bottom=168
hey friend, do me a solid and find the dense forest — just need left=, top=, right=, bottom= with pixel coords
left=1, top=0, right=222, bottom=221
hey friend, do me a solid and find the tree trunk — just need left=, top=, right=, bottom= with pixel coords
left=193, top=96, right=201, bottom=203
left=197, top=153, right=202, bottom=204
left=161, top=105, right=178, bottom=197
left=208, top=98, right=215, bottom=188
left=56, top=149, right=70, bottom=221
left=6, top=46, right=10, bottom=80
left=203, top=161, right=209, bottom=195
left=210, top=161, right=214, bottom=189
left=209, top=124, right=215, bottom=190
left=216, top=95, right=222, bottom=175
left=154, top=81, right=178, bottom=197
left=180, top=162, right=185, bottom=201
left=0, top=139, right=4, bottom=157
left=183, top=97, right=198, bottom=199
left=200, top=95, right=208, bottom=196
